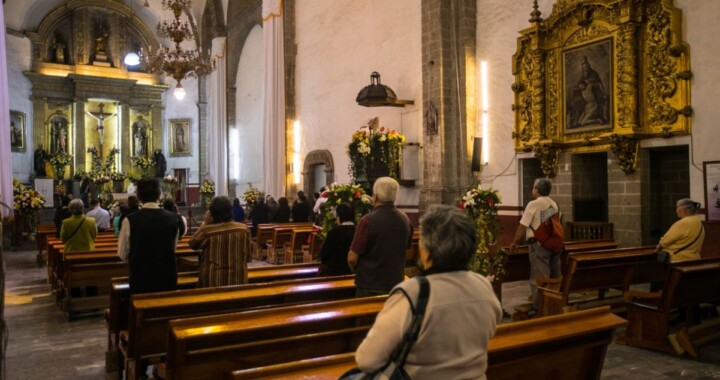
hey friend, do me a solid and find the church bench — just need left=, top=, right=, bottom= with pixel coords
left=228, top=306, right=626, bottom=380
left=266, top=226, right=301, bottom=264
left=502, top=239, right=620, bottom=283
left=536, top=246, right=660, bottom=316
left=120, top=275, right=357, bottom=380
left=284, top=227, right=315, bottom=264
left=105, top=262, right=322, bottom=360
left=618, top=261, right=720, bottom=354
left=252, top=223, right=314, bottom=261
left=35, top=224, right=57, bottom=267
left=164, top=295, right=387, bottom=380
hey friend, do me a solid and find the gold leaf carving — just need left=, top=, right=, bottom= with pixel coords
left=609, top=133, right=638, bottom=174
left=532, top=143, right=559, bottom=178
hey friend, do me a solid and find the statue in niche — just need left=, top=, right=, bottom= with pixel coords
left=95, top=24, right=109, bottom=56
left=49, top=114, right=69, bottom=154
left=132, top=116, right=149, bottom=157
left=154, top=149, right=167, bottom=178
left=34, top=144, right=48, bottom=177
left=53, top=37, right=66, bottom=64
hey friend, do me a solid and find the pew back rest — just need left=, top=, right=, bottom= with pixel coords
left=166, top=296, right=387, bottom=380
left=662, top=262, right=720, bottom=311
left=126, top=276, right=357, bottom=359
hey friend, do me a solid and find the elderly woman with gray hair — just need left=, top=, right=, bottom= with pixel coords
left=656, top=198, right=705, bottom=262
left=355, top=205, right=502, bottom=379
left=60, top=198, right=98, bottom=253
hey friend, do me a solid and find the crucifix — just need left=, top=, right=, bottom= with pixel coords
left=85, top=103, right=117, bottom=157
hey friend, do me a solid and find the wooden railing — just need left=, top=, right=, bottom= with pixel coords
left=566, top=221, right=613, bottom=241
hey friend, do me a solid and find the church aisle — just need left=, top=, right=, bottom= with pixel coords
left=2, top=248, right=719, bottom=379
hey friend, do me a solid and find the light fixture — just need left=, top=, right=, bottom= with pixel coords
left=144, top=0, right=215, bottom=97
left=173, top=84, right=186, bottom=100
left=124, top=51, right=140, bottom=66
left=293, top=120, right=301, bottom=184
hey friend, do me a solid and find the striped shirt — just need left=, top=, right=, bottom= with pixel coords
left=190, top=221, right=251, bottom=287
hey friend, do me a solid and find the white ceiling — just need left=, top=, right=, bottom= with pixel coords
left=3, top=0, right=210, bottom=35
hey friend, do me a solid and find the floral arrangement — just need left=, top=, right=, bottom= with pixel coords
left=199, top=179, right=215, bottom=194
left=347, top=123, right=406, bottom=184
left=49, top=153, right=72, bottom=167
left=242, top=185, right=263, bottom=205
left=163, top=175, right=179, bottom=184
left=199, top=179, right=215, bottom=209
left=110, top=172, right=127, bottom=182
left=318, top=183, right=373, bottom=238
left=161, top=175, right=178, bottom=200
left=13, top=179, right=46, bottom=211
left=132, top=155, right=155, bottom=172
left=458, top=185, right=505, bottom=280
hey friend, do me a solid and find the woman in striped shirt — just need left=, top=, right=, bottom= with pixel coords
left=190, top=196, right=252, bottom=287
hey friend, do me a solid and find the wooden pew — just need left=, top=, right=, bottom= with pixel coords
left=36, top=224, right=56, bottom=267
left=105, top=262, right=322, bottom=360
left=502, top=239, right=620, bottom=283
left=536, top=246, right=660, bottom=316
left=618, top=261, right=720, bottom=354
left=252, top=223, right=314, bottom=261
left=227, top=306, right=626, bottom=380
left=164, top=296, right=387, bottom=380
left=284, top=227, right=315, bottom=264
left=120, top=275, right=357, bottom=380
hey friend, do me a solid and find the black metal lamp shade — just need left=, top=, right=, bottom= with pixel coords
left=356, top=72, right=413, bottom=107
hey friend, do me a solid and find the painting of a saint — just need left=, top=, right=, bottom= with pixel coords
left=132, top=116, right=149, bottom=157
left=49, top=113, right=69, bottom=154
left=169, top=119, right=191, bottom=157
left=564, top=40, right=612, bottom=132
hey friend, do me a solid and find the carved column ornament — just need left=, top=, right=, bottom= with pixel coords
left=512, top=0, right=691, bottom=162
left=532, top=143, right=559, bottom=178
left=609, top=133, right=639, bottom=175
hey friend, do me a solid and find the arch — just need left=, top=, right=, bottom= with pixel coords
left=302, top=150, right=335, bottom=195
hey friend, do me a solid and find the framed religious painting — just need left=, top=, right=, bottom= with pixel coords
left=703, top=161, right=720, bottom=222
left=563, top=39, right=613, bottom=134
left=169, top=119, right=191, bottom=157
left=10, top=110, right=25, bottom=152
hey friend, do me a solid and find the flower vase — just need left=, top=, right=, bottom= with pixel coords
left=201, top=193, right=213, bottom=209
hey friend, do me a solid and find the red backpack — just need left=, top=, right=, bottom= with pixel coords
left=531, top=212, right=564, bottom=255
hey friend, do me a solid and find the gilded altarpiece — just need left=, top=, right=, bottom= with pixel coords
left=512, top=0, right=692, bottom=176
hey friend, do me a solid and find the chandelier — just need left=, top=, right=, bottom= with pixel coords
left=144, top=0, right=215, bottom=99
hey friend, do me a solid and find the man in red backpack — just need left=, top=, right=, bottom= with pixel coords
left=511, top=178, right=561, bottom=312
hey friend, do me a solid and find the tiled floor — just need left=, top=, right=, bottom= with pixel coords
left=4, top=248, right=720, bottom=379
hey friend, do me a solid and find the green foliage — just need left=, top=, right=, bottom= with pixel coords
left=459, top=185, right=506, bottom=278
left=318, top=183, right=374, bottom=238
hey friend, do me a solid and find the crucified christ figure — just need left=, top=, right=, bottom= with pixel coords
left=86, top=103, right=117, bottom=156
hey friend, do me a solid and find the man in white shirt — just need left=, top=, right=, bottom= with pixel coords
left=86, top=198, right=111, bottom=231
left=511, top=178, right=561, bottom=312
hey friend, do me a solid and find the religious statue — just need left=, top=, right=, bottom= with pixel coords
left=154, top=149, right=167, bottom=178
left=86, top=103, right=117, bottom=154
left=53, top=37, right=66, bottom=64
left=132, top=116, right=149, bottom=157
left=34, top=144, right=48, bottom=177
left=95, top=25, right=109, bottom=56
left=49, top=114, right=69, bottom=154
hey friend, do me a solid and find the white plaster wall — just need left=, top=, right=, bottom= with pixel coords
left=476, top=0, right=554, bottom=206
left=163, top=75, right=200, bottom=183
left=6, top=33, right=34, bottom=183
left=295, top=0, right=422, bottom=206
left=234, top=25, right=264, bottom=197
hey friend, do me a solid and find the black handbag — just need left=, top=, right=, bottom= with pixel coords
left=338, top=276, right=430, bottom=380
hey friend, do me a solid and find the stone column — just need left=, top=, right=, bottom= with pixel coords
left=608, top=149, right=647, bottom=246
left=207, top=36, right=228, bottom=196
left=420, top=0, right=477, bottom=212
left=31, top=97, right=46, bottom=152
left=119, top=104, right=130, bottom=171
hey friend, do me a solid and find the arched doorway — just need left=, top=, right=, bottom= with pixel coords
left=302, top=150, right=334, bottom=196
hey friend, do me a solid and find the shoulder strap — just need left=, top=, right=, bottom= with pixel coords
left=65, top=217, right=86, bottom=241
left=389, top=276, right=430, bottom=368
left=671, top=225, right=705, bottom=256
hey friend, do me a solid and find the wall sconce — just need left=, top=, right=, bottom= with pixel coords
left=479, top=60, right=490, bottom=165
left=292, top=120, right=301, bottom=184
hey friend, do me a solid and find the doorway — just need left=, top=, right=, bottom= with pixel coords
left=647, top=146, right=689, bottom=244
left=571, top=152, right=608, bottom=222
left=520, top=158, right=543, bottom=207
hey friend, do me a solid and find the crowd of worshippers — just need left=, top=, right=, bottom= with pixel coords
left=53, top=175, right=706, bottom=377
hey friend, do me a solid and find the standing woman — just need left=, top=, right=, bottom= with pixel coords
left=190, top=196, right=252, bottom=287
left=272, top=197, right=291, bottom=223
left=232, top=198, right=245, bottom=222
left=292, top=191, right=310, bottom=222
left=60, top=199, right=98, bottom=253
left=656, top=198, right=705, bottom=262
